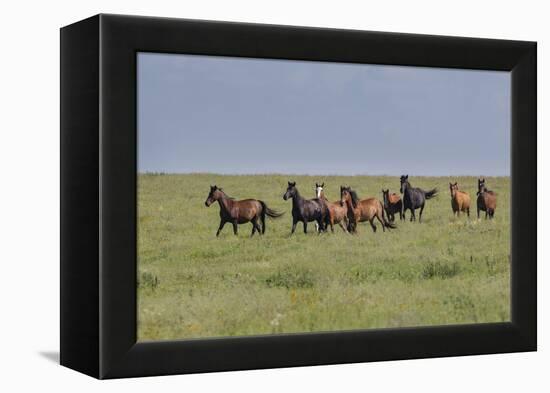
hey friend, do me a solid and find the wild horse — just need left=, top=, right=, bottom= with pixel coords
left=283, top=181, right=330, bottom=234
left=381, top=189, right=403, bottom=222
left=205, top=185, right=283, bottom=236
left=449, top=182, right=471, bottom=217
left=476, top=178, right=497, bottom=219
left=399, top=175, right=438, bottom=223
left=340, top=186, right=395, bottom=233
left=315, top=182, right=349, bottom=233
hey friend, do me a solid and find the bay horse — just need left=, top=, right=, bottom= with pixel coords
left=204, top=185, right=283, bottom=236
left=381, top=189, right=403, bottom=222
left=449, top=182, right=471, bottom=217
left=315, top=182, right=349, bottom=233
left=399, top=175, right=437, bottom=223
left=340, top=186, right=396, bottom=233
left=283, top=181, right=329, bottom=234
left=476, top=178, right=497, bottom=219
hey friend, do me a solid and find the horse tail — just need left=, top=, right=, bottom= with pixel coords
left=424, top=188, right=438, bottom=199
left=260, top=201, right=284, bottom=219
left=380, top=200, right=397, bottom=229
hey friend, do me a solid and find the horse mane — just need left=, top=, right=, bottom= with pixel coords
left=219, top=190, right=235, bottom=200
left=349, top=189, right=360, bottom=208
left=478, top=188, right=495, bottom=196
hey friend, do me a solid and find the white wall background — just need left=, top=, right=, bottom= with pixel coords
left=0, top=0, right=546, bottom=390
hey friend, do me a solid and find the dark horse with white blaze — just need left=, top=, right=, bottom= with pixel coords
left=283, top=181, right=329, bottom=234
left=399, top=175, right=438, bottom=222
left=205, top=185, right=283, bottom=236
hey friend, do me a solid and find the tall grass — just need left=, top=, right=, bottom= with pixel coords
left=137, top=174, right=510, bottom=341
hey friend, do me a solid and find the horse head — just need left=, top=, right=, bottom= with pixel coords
left=283, top=181, right=297, bottom=200
left=340, top=186, right=357, bottom=208
left=449, top=182, right=458, bottom=197
left=400, top=175, right=409, bottom=194
left=315, top=182, right=325, bottom=199
left=477, top=178, right=486, bottom=195
left=205, top=185, right=224, bottom=207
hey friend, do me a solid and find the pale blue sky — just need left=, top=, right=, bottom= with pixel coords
left=137, top=52, right=510, bottom=176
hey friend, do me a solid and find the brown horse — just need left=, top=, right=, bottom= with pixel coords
left=205, top=185, right=283, bottom=236
left=476, top=178, right=497, bottom=219
left=449, top=182, right=471, bottom=217
left=381, top=189, right=403, bottom=222
left=315, top=182, right=349, bottom=233
left=340, top=186, right=396, bottom=233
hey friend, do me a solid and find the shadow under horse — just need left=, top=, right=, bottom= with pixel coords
left=283, top=181, right=330, bottom=234
left=399, top=175, right=438, bottom=223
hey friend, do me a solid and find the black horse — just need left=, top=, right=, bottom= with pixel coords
left=283, top=181, right=329, bottom=234
left=399, top=175, right=438, bottom=222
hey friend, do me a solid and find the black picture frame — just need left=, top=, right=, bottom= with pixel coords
left=60, top=14, right=536, bottom=379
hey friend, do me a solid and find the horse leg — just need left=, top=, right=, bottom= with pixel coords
left=410, top=208, right=415, bottom=222
left=419, top=205, right=424, bottom=223
left=291, top=217, right=298, bottom=235
left=485, top=210, right=488, bottom=219
left=316, top=219, right=324, bottom=234
left=250, top=222, right=256, bottom=237
left=250, top=217, right=260, bottom=237
left=467, top=208, right=470, bottom=218
left=339, top=220, right=348, bottom=233
left=477, top=207, right=480, bottom=219
left=369, top=218, right=377, bottom=233
left=232, top=220, right=238, bottom=235
left=376, top=213, right=385, bottom=232
left=216, top=220, right=226, bottom=237
left=303, top=220, right=308, bottom=234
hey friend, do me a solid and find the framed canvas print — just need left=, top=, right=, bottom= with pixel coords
left=60, top=14, right=536, bottom=379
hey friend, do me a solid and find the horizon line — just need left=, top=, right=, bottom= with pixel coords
left=137, top=171, right=510, bottom=178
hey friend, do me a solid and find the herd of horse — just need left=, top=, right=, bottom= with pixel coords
left=204, top=176, right=498, bottom=236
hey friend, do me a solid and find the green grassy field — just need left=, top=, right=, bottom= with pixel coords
left=137, top=174, right=510, bottom=341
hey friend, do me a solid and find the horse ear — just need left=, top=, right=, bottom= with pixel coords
left=321, top=182, right=324, bottom=187
left=406, top=175, right=408, bottom=179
